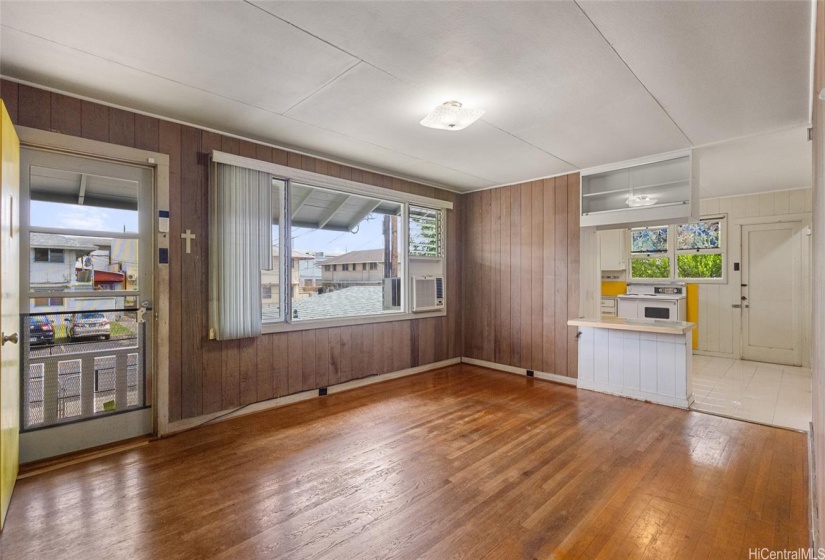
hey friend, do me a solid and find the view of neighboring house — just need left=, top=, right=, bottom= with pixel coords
left=320, top=249, right=388, bottom=287
left=30, top=233, right=97, bottom=293
left=260, top=247, right=314, bottom=316
left=30, top=233, right=137, bottom=312
left=296, top=250, right=340, bottom=291
left=87, top=237, right=140, bottom=291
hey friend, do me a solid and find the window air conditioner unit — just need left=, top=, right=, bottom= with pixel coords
left=412, top=276, right=444, bottom=312
left=383, top=277, right=401, bottom=310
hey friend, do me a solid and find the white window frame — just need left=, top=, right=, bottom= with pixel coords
left=211, top=151, right=452, bottom=333
left=675, top=216, right=726, bottom=283
left=628, top=225, right=673, bottom=282
left=627, top=216, right=726, bottom=284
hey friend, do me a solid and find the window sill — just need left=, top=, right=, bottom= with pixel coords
left=261, top=309, right=447, bottom=334
left=627, top=278, right=726, bottom=285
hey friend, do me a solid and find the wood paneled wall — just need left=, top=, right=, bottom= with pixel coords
left=0, top=80, right=463, bottom=422
left=462, top=175, right=580, bottom=378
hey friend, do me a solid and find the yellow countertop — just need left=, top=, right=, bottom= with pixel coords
left=567, top=317, right=697, bottom=335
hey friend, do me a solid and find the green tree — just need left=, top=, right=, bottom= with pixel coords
left=677, top=254, right=722, bottom=278
left=630, top=258, right=670, bottom=278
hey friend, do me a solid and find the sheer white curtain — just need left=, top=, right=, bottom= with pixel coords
left=209, top=162, right=273, bottom=340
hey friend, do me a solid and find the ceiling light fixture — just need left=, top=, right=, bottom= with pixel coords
left=420, top=101, right=485, bottom=131
left=625, top=168, right=658, bottom=207
left=626, top=194, right=658, bottom=208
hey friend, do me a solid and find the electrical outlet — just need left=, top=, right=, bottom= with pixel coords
left=319, top=387, right=328, bottom=396
left=526, top=370, right=535, bottom=377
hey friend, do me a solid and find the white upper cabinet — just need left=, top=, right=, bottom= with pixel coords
left=580, top=152, right=699, bottom=228
left=598, top=229, right=626, bottom=271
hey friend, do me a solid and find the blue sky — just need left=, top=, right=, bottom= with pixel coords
left=31, top=201, right=139, bottom=233
left=32, top=200, right=390, bottom=255
left=291, top=213, right=387, bottom=255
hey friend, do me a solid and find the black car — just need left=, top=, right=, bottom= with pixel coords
left=29, top=316, right=55, bottom=346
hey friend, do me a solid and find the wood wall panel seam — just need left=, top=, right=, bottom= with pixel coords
left=462, top=174, right=579, bottom=379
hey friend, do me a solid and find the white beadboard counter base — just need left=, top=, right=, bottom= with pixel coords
left=570, top=319, right=695, bottom=410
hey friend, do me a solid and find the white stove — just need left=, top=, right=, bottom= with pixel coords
left=617, top=283, right=687, bottom=321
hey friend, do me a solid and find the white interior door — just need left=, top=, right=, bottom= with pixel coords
left=741, top=222, right=802, bottom=366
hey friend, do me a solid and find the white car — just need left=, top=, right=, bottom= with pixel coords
left=69, top=312, right=111, bottom=341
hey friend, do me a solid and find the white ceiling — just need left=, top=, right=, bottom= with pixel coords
left=0, top=1, right=813, bottom=194
left=695, top=126, right=813, bottom=198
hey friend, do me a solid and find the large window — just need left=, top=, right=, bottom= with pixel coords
left=210, top=152, right=452, bottom=332
left=286, top=182, right=403, bottom=322
left=628, top=218, right=725, bottom=282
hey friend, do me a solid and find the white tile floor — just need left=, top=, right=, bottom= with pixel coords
left=691, top=354, right=811, bottom=431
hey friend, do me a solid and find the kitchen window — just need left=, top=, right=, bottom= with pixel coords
left=629, top=226, right=670, bottom=280
left=675, top=220, right=724, bottom=279
left=628, top=217, right=725, bottom=282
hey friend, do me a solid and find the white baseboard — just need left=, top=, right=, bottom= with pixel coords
left=692, top=350, right=736, bottom=359
left=163, top=357, right=460, bottom=436
left=576, top=378, right=693, bottom=410
left=460, top=357, right=577, bottom=387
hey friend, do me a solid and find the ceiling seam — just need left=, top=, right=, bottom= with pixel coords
left=0, top=24, right=296, bottom=116
left=281, top=61, right=363, bottom=115
left=244, top=1, right=525, bottom=185
left=275, top=111, right=497, bottom=185
left=1, top=26, right=493, bottom=189
left=246, top=1, right=579, bottom=169
left=1, top=74, right=478, bottom=193
left=573, top=0, right=695, bottom=146
left=244, top=0, right=418, bottom=88
left=480, top=120, right=579, bottom=168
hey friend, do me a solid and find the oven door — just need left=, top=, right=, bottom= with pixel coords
left=639, top=299, right=677, bottom=320
left=617, top=298, right=637, bottom=319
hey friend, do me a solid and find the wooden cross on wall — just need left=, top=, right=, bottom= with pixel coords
left=181, top=229, right=196, bottom=254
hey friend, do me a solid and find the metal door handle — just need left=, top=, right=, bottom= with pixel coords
left=1, top=332, right=18, bottom=345
left=741, top=295, right=748, bottom=301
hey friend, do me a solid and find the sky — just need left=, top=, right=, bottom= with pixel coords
left=31, top=201, right=139, bottom=233
left=31, top=200, right=390, bottom=255
left=291, top=213, right=387, bottom=255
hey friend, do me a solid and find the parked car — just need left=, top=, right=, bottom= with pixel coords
left=68, top=312, right=110, bottom=341
left=28, top=316, right=55, bottom=346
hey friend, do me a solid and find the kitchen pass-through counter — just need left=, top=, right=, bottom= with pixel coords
left=568, top=317, right=697, bottom=409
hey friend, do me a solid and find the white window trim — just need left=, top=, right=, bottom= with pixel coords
left=627, top=215, right=727, bottom=284
left=211, top=152, right=451, bottom=332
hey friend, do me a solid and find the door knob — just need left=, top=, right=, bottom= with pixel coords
left=741, top=295, right=748, bottom=301
left=1, top=332, right=18, bottom=345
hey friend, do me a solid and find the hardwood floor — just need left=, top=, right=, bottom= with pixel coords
left=0, top=365, right=808, bottom=559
